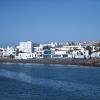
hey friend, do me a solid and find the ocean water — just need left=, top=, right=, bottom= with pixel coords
left=0, top=63, right=100, bottom=100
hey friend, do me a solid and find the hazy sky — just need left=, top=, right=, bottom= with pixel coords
left=0, top=0, right=100, bottom=46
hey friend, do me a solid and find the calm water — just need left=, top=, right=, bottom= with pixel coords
left=0, top=63, right=100, bottom=100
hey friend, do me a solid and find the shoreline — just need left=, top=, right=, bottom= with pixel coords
left=0, top=58, right=100, bottom=67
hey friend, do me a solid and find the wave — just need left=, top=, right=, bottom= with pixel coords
left=0, top=69, right=100, bottom=97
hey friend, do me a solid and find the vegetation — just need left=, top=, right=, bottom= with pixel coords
left=9, top=55, right=14, bottom=59
left=86, top=45, right=92, bottom=59
left=43, top=46, right=50, bottom=50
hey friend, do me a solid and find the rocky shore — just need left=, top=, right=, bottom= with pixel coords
left=0, top=58, right=100, bottom=67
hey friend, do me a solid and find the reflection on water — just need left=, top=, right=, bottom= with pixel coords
left=0, top=64, right=100, bottom=100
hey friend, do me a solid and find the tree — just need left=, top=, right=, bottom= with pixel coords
left=43, top=46, right=50, bottom=50
left=86, top=46, right=92, bottom=59
left=10, top=54, right=14, bottom=59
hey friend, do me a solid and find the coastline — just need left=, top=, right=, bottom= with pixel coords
left=0, top=58, right=100, bottom=67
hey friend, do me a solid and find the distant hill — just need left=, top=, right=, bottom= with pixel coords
left=33, top=43, right=39, bottom=47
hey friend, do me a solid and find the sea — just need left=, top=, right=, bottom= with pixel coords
left=0, top=63, right=100, bottom=100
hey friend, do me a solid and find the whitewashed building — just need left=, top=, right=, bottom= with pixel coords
left=3, top=46, right=16, bottom=56
left=15, top=41, right=34, bottom=59
left=15, top=52, right=37, bottom=59
left=18, top=41, right=33, bottom=53
left=34, top=45, right=52, bottom=58
left=72, top=49, right=89, bottom=58
left=53, top=50, right=67, bottom=58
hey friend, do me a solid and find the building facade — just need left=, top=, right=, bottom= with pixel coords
left=18, top=41, right=33, bottom=53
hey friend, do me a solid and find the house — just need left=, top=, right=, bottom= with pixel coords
left=53, top=50, right=67, bottom=58
left=15, top=52, right=37, bottom=59
left=42, top=49, right=52, bottom=58
left=3, top=46, right=16, bottom=57
left=34, top=45, right=52, bottom=58
left=72, top=48, right=89, bottom=59
left=34, top=46, right=44, bottom=58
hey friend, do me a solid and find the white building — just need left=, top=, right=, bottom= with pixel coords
left=34, top=46, right=52, bottom=58
left=34, top=46, right=43, bottom=58
left=15, top=41, right=33, bottom=59
left=71, top=48, right=89, bottom=59
left=18, top=41, right=33, bottom=53
left=3, top=46, right=16, bottom=56
left=53, top=50, right=67, bottom=58
left=15, top=52, right=37, bottom=59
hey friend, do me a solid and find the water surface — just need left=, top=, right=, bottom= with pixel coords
left=0, top=63, right=100, bottom=100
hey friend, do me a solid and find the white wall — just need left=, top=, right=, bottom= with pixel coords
left=18, top=41, right=33, bottom=53
left=55, top=51, right=66, bottom=55
left=3, top=46, right=16, bottom=56
left=15, top=52, right=37, bottom=59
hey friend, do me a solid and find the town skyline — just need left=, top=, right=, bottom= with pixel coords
left=0, top=39, right=100, bottom=47
left=0, top=0, right=100, bottom=46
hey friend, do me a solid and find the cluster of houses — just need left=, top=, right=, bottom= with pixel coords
left=0, top=41, right=100, bottom=59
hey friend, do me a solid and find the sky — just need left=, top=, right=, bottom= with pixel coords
left=0, top=0, right=100, bottom=46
